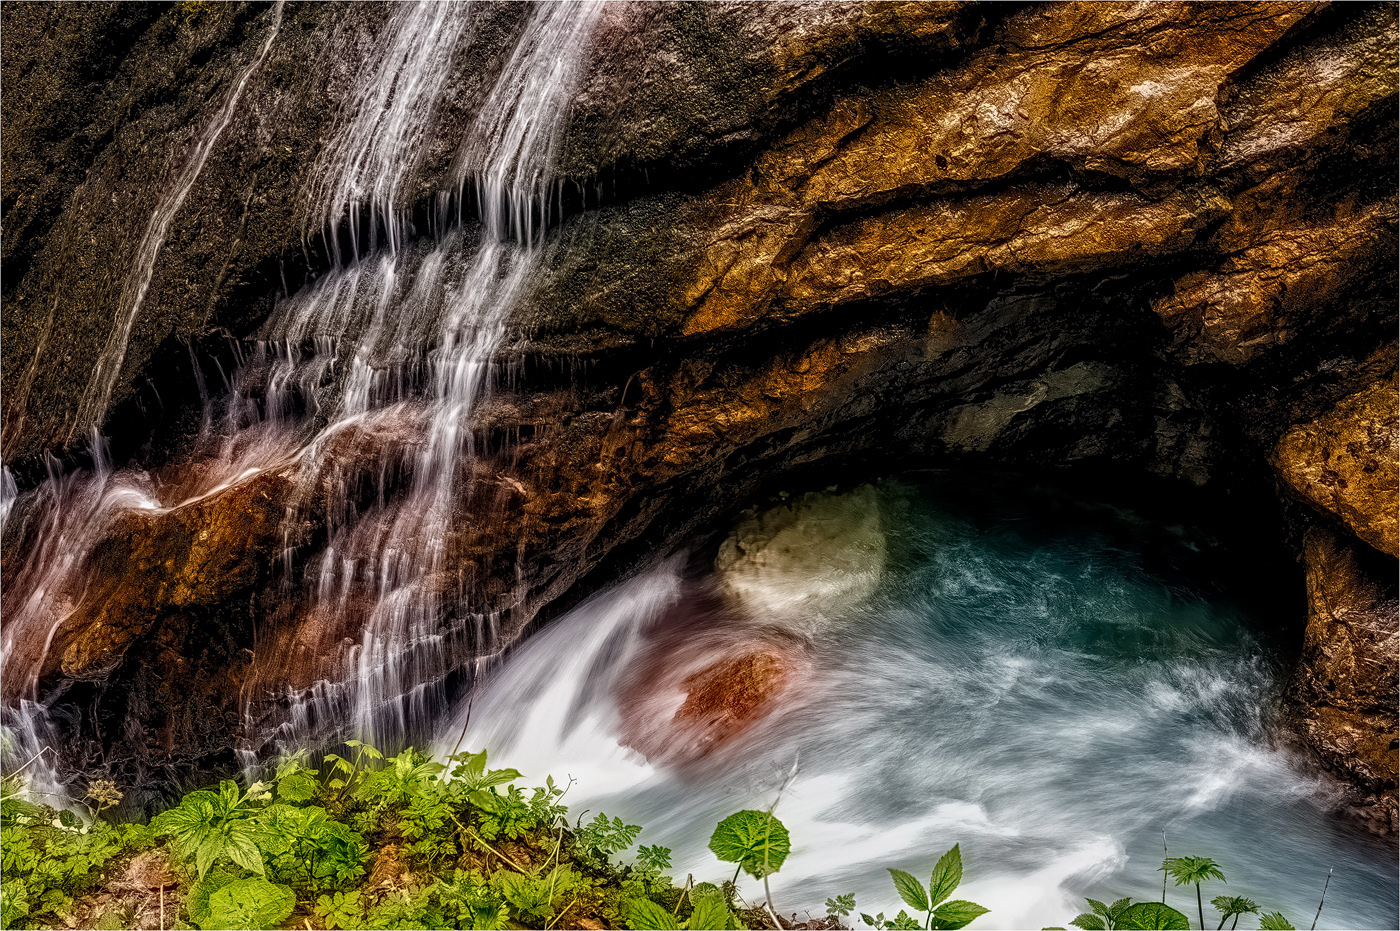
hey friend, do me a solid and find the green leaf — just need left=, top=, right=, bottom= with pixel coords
left=224, top=825, right=264, bottom=875
left=200, top=878, right=294, bottom=931
left=626, top=898, right=681, bottom=930
left=707, top=810, right=791, bottom=880
left=888, top=868, right=929, bottom=912
left=1117, top=902, right=1189, bottom=930
left=932, top=899, right=989, bottom=930
left=195, top=834, right=221, bottom=879
left=1069, top=917, right=1107, bottom=931
left=277, top=771, right=317, bottom=803
left=688, top=894, right=732, bottom=930
left=928, top=844, right=964, bottom=908
left=1258, top=913, right=1295, bottom=931
left=888, top=910, right=923, bottom=930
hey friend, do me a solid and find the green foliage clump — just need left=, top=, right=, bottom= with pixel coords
left=0, top=775, right=152, bottom=930
left=0, top=748, right=1320, bottom=931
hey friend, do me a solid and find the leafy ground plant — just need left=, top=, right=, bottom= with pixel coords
left=879, top=844, right=988, bottom=931
left=1160, top=856, right=1226, bottom=931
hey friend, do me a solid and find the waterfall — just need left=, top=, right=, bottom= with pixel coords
left=1, top=0, right=607, bottom=769
left=249, top=0, right=607, bottom=750
left=302, top=1, right=476, bottom=262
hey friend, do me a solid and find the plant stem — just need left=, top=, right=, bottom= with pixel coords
left=546, top=895, right=579, bottom=930
left=451, top=814, right=528, bottom=874
left=1310, top=869, right=1332, bottom=931
left=763, top=874, right=781, bottom=930
left=1162, top=831, right=1168, bottom=904
left=674, top=874, right=693, bottom=916
left=1196, top=884, right=1204, bottom=931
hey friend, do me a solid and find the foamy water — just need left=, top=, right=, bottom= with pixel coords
left=437, top=477, right=1399, bottom=930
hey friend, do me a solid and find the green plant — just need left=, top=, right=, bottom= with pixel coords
left=1070, top=897, right=1133, bottom=929
left=862, top=909, right=923, bottom=929
left=624, top=894, right=734, bottom=930
left=1, top=879, right=29, bottom=930
left=828, top=893, right=857, bottom=923
left=1160, top=857, right=1226, bottom=931
left=435, top=870, right=510, bottom=930
left=709, top=809, right=790, bottom=883
left=315, top=889, right=366, bottom=929
left=884, top=844, right=989, bottom=930
left=1211, top=895, right=1258, bottom=930
left=150, top=780, right=264, bottom=878
left=577, top=813, right=643, bottom=865
left=323, top=739, right=384, bottom=801
left=199, top=877, right=294, bottom=931
left=710, top=808, right=791, bottom=924
left=1257, top=912, right=1295, bottom=930
left=366, top=886, right=444, bottom=930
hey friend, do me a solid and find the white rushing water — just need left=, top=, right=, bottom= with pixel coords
left=434, top=478, right=1399, bottom=931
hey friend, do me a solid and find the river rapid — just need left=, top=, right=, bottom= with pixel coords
left=436, top=475, right=1398, bottom=930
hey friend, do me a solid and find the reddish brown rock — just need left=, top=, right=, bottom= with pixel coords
left=675, top=649, right=791, bottom=739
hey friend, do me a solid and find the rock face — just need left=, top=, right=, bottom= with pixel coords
left=1, top=1, right=1396, bottom=814
left=1289, top=528, right=1399, bottom=829
left=1274, top=377, right=1399, bottom=558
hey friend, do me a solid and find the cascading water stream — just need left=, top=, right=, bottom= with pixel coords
left=255, top=0, right=606, bottom=749
left=1, top=0, right=606, bottom=769
left=433, top=478, right=1399, bottom=931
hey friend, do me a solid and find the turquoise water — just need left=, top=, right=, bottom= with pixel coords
left=438, top=475, right=1398, bottom=930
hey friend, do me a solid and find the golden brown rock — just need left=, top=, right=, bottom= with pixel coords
left=1155, top=200, right=1399, bottom=365
left=785, top=185, right=1229, bottom=314
left=1216, top=4, right=1398, bottom=176
left=675, top=650, right=791, bottom=740
left=1289, top=528, right=1398, bottom=825
left=1274, top=377, right=1399, bottom=557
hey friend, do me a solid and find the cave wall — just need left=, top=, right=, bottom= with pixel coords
left=1, top=1, right=1396, bottom=819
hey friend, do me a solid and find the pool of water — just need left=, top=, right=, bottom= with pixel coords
left=434, top=475, right=1398, bottom=930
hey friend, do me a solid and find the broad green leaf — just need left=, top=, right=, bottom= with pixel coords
left=932, top=899, right=989, bottom=930
left=888, top=868, right=929, bottom=912
left=467, top=788, right=502, bottom=813
left=195, top=835, right=221, bottom=879
left=707, top=810, right=791, bottom=880
left=277, top=771, right=317, bottom=803
left=1085, top=900, right=1110, bottom=919
left=928, top=844, right=963, bottom=907
left=626, top=897, right=681, bottom=930
left=1069, top=915, right=1107, bottom=931
left=1117, top=902, right=1189, bottom=930
left=224, top=827, right=264, bottom=876
left=1258, top=913, right=1295, bottom=931
left=1109, top=899, right=1133, bottom=920
left=688, top=894, right=732, bottom=930
left=200, top=878, right=294, bottom=931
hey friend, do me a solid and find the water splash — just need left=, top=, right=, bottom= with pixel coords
left=433, top=479, right=1399, bottom=931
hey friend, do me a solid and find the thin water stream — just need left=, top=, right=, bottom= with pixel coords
left=435, top=476, right=1399, bottom=931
